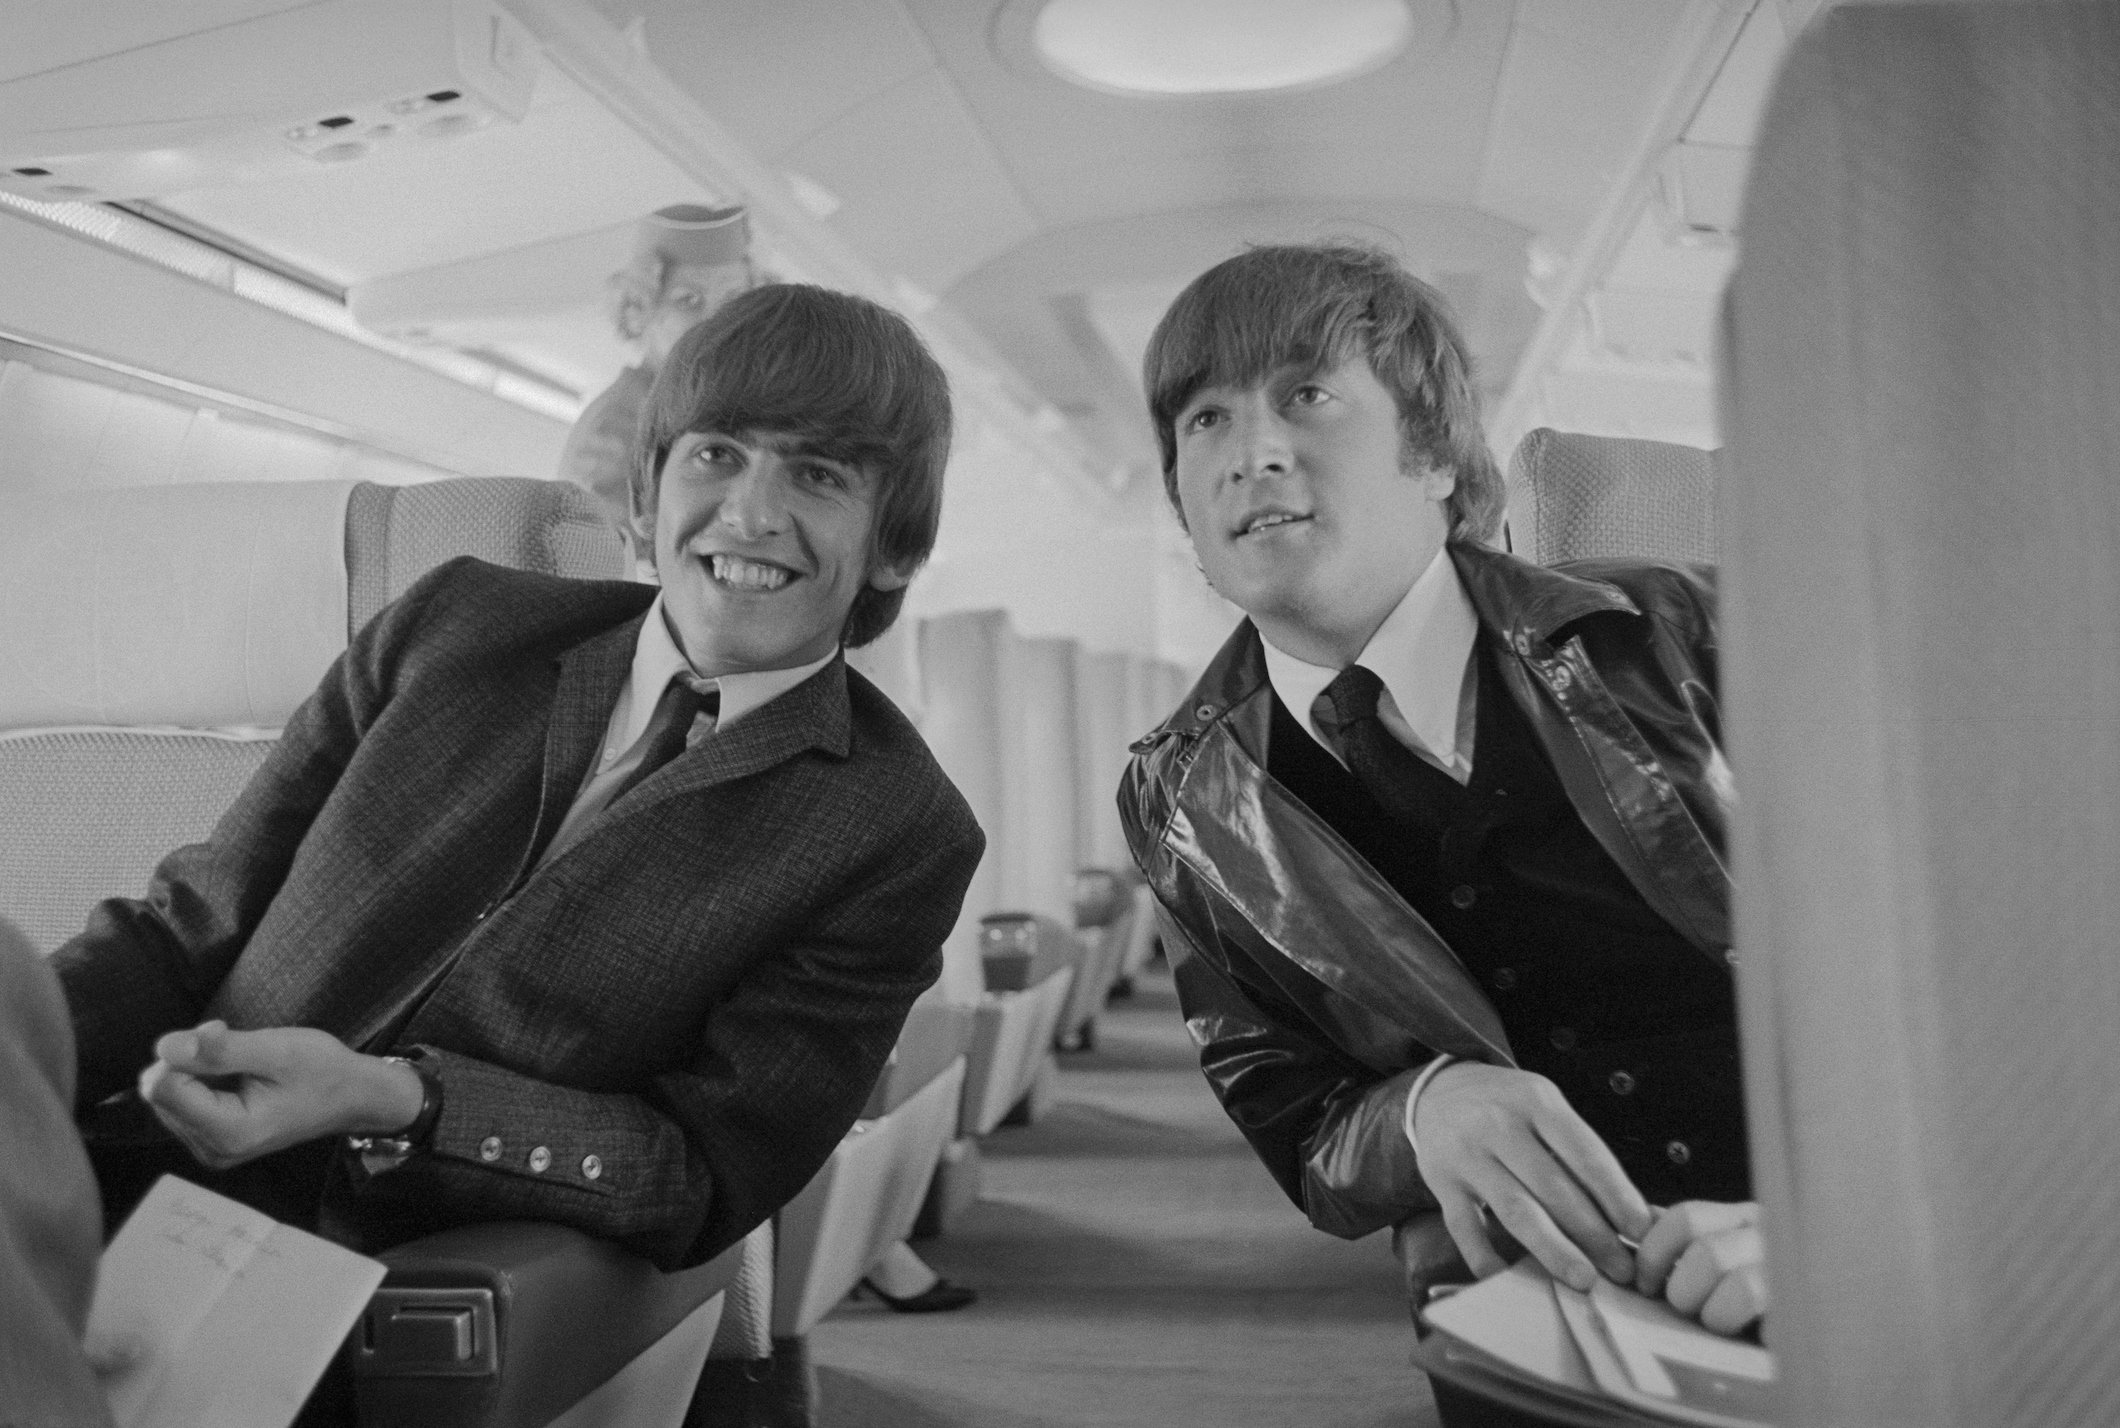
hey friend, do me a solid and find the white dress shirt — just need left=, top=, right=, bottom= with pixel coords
left=536, top=593, right=836, bottom=869
left=1258, top=545, right=1484, bottom=1157
left=1259, top=543, right=1481, bottom=784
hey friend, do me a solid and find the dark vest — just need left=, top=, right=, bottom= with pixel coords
left=1267, top=633, right=1749, bottom=1206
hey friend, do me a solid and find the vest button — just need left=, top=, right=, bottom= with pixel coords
left=1549, top=1026, right=1578, bottom=1052
left=1665, top=1139, right=1692, bottom=1166
left=1608, top=1070, right=1637, bottom=1096
left=528, top=1145, right=552, bottom=1174
left=1551, top=665, right=1574, bottom=692
left=1194, top=703, right=1217, bottom=721
left=478, top=1136, right=502, bottom=1162
left=1450, top=884, right=1478, bottom=910
left=1490, top=966, right=1518, bottom=991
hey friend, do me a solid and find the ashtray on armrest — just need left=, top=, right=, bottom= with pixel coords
left=348, top=1221, right=741, bottom=1428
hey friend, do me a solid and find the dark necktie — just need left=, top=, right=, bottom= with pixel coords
left=609, top=676, right=717, bottom=805
left=1313, top=664, right=1440, bottom=832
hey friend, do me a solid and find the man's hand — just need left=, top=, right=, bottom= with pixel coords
left=138, top=1022, right=425, bottom=1170
left=1412, top=1061, right=1654, bottom=1292
left=1634, top=1200, right=1767, bottom=1335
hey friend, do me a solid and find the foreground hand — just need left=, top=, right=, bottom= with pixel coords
left=1412, top=1061, right=1653, bottom=1292
left=1635, top=1200, right=1767, bottom=1335
left=138, top=1022, right=422, bottom=1170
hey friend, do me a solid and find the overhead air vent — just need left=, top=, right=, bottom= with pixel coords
left=0, top=0, right=536, bottom=204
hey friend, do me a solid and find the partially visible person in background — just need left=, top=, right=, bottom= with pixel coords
left=0, top=918, right=112, bottom=1428
left=559, top=202, right=755, bottom=562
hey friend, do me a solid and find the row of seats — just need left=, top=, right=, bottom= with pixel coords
left=760, top=588, right=1192, bottom=1385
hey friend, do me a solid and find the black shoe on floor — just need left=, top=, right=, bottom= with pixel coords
left=855, top=1275, right=978, bottom=1313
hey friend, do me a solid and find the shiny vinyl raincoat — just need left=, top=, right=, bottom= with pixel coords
left=1117, top=542, right=1734, bottom=1239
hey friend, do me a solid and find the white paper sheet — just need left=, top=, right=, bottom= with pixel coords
left=1419, top=1258, right=1599, bottom=1392
left=84, top=1175, right=386, bottom=1428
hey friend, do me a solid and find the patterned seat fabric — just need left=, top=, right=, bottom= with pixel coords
left=1507, top=427, right=1716, bottom=567
left=1, top=477, right=623, bottom=952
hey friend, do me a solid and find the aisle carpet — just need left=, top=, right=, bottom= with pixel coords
left=809, top=968, right=1441, bottom=1427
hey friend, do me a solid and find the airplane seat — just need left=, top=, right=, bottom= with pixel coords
left=1395, top=427, right=1720, bottom=1313
left=1062, top=868, right=1132, bottom=1049
left=770, top=1000, right=973, bottom=1347
left=0, top=475, right=745, bottom=1428
left=1505, top=425, right=1717, bottom=568
left=1725, top=6, right=2120, bottom=1423
left=1113, top=877, right=1162, bottom=987
left=969, top=912, right=1077, bottom=1132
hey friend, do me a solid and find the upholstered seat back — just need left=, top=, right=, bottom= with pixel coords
left=0, top=477, right=623, bottom=953
left=1507, top=426, right=1716, bottom=567
left=1725, top=7, right=2120, bottom=1424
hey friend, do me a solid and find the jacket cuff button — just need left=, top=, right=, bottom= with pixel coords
left=581, top=1154, right=603, bottom=1181
left=1608, top=1070, right=1636, bottom=1096
left=528, top=1145, right=552, bottom=1173
left=478, top=1136, right=503, bottom=1162
left=1665, top=1139, right=1692, bottom=1166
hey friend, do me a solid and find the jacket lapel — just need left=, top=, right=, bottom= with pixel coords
left=1450, top=544, right=1733, bottom=956
left=604, top=655, right=852, bottom=818
left=510, top=615, right=644, bottom=884
left=1160, top=624, right=1515, bottom=1066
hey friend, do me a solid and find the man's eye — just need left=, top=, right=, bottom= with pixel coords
left=1183, top=408, right=1221, bottom=433
left=801, top=463, right=849, bottom=489
left=692, top=442, right=740, bottom=468
left=1289, top=384, right=1329, bottom=407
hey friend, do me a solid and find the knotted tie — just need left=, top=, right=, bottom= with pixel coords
left=609, top=676, right=718, bottom=805
left=1312, top=664, right=1436, bottom=832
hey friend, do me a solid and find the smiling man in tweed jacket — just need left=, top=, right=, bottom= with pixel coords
left=53, top=284, right=983, bottom=1276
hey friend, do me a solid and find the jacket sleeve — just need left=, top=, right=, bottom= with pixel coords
left=50, top=565, right=453, bottom=1108
left=352, top=802, right=986, bottom=1270
left=1159, top=897, right=1436, bottom=1240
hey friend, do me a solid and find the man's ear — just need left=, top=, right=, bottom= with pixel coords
left=867, top=562, right=913, bottom=592
left=1416, top=462, right=1458, bottom=504
left=628, top=454, right=658, bottom=550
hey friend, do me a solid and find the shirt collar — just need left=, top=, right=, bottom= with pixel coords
left=1260, top=542, right=1479, bottom=767
left=618, top=592, right=838, bottom=746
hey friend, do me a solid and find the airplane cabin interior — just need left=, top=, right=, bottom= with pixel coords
left=1, top=2, right=2116, bottom=1427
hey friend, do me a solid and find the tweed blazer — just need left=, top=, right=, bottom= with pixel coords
left=53, top=558, right=984, bottom=1269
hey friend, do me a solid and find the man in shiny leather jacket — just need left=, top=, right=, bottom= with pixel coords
left=1117, top=244, right=1765, bottom=1345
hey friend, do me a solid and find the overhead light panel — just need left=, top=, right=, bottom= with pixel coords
left=0, top=0, right=536, bottom=203
left=1032, top=0, right=1414, bottom=96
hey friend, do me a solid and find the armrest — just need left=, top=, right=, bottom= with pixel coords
left=1394, top=1212, right=1471, bottom=1328
left=348, top=1221, right=741, bottom=1428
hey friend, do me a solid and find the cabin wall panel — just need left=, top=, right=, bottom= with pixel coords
left=0, top=357, right=458, bottom=496
left=0, top=213, right=566, bottom=483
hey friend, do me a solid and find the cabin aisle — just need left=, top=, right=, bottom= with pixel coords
left=810, top=966, right=1439, bottom=1427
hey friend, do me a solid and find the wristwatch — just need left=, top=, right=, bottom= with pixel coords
left=346, top=1048, right=444, bottom=1174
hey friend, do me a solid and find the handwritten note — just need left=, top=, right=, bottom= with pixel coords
left=85, top=1175, right=386, bottom=1428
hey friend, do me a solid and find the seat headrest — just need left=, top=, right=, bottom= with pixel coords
left=0, top=477, right=627, bottom=731
left=1507, top=428, right=1717, bottom=567
left=0, top=482, right=356, bottom=730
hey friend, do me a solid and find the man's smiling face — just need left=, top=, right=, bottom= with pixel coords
left=1173, top=355, right=1455, bottom=667
left=645, top=429, right=907, bottom=678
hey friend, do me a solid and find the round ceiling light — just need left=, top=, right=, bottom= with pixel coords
left=1032, top=0, right=1414, bottom=96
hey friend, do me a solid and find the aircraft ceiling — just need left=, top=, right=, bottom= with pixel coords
left=7, top=0, right=1795, bottom=488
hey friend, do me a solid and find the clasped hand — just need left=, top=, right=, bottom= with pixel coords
left=1413, top=1060, right=1766, bottom=1335
left=138, top=1021, right=423, bottom=1170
